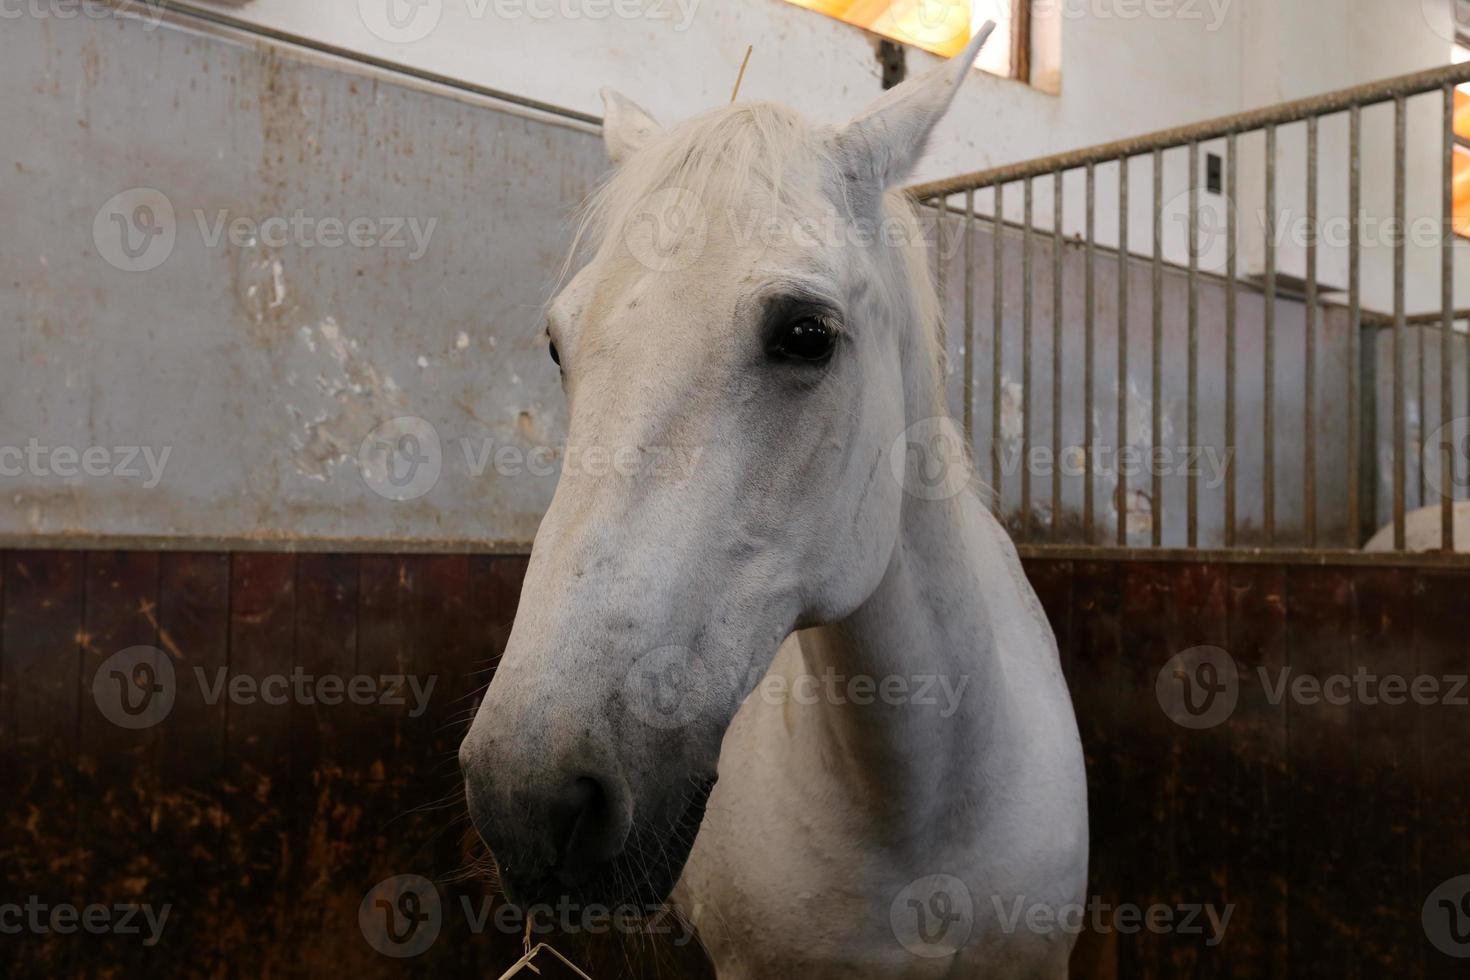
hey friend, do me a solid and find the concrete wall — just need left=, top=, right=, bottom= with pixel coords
left=1, top=9, right=605, bottom=547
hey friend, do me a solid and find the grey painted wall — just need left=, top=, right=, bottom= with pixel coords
left=2, top=10, right=605, bottom=548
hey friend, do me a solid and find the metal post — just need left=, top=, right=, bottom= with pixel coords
left=1348, top=106, right=1362, bottom=547
left=1117, top=156, right=1130, bottom=546
left=1052, top=170, right=1065, bottom=539
left=1226, top=132, right=1238, bottom=547
left=1085, top=162, right=1097, bottom=543
left=1152, top=148, right=1164, bottom=548
left=964, top=189, right=976, bottom=443
left=1022, top=177, right=1034, bottom=539
left=992, top=183, right=1005, bottom=511
left=1443, top=85, right=1457, bottom=551
left=1187, top=141, right=1200, bottom=548
left=1304, top=116, right=1319, bottom=548
left=1394, top=96, right=1407, bottom=550
left=1264, top=124, right=1277, bottom=546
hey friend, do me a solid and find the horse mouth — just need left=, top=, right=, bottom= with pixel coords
left=497, top=774, right=716, bottom=913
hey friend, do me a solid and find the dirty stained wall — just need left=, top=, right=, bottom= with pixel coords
left=2, top=12, right=605, bottom=546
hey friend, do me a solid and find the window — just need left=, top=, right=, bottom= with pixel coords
left=781, top=1, right=1025, bottom=81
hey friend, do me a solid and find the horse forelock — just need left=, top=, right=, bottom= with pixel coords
left=564, top=99, right=949, bottom=402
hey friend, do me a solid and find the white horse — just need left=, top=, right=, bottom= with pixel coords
left=460, top=26, right=1088, bottom=978
left=1364, top=501, right=1470, bottom=552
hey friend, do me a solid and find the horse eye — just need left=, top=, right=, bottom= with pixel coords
left=771, top=317, right=836, bottom=364
left=548, top=340, right=561, bottom=367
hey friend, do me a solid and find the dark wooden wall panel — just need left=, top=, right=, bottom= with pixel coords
left=2, top=550, right=1468, bottom=979
left=1224, top=564, right=1290, bottom=979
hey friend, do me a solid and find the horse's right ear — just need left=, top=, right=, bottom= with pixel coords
left=833, top=21, right=994, bottom=201
left=600, top=89, right=663, bottom=166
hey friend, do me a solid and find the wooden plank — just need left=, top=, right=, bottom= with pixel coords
left=0, top=551, right=85, bottom=977
left=285, top=552, right=367, bottom=969
left=1415, top=566, right=1470, bottom=979
left=75, top=550, right=165, bottom=972
left=1351, top=566, right=1420, bottom=978
left=1164, top=562, right=1231, bottom=977
left=1113, top=561, right=1177, bottom=980
left=350, top=553, right=420, bottom=958
left=1283, top=565, right=1359, bottom=979
left=1223, top=564, right=1289, bottom=978
left=399, top=554, right=485, bottom=974
left=153, top=551, right=231, bottom=977
left=1065, top=560, right=1124, bottom=980
left=216, top=552, right=298, bottom=973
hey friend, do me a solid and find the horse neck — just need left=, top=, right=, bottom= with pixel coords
left=794, top=278, right=1023, bottom=818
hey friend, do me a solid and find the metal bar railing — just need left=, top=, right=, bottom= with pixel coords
left=913, top=60, right=1470, bottom=557
left=909, top=60, right=1470, bottom=199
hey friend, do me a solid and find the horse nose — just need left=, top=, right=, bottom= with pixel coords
left=546, top=775, right=625, bottom=880
left=461, top=742, right=632, bottom=903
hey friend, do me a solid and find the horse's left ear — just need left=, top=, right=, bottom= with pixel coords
left=600, top=88, right=663, bottom=166
left=834, top=21, right=995, bottom=194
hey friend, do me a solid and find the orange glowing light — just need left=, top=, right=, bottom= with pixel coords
left=1457, top=91, right=1470, bottom=238
left=783, top=0, right=975, bottom=59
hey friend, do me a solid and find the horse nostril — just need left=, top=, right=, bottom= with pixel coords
left=548, top=775, right=623, bottom=884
